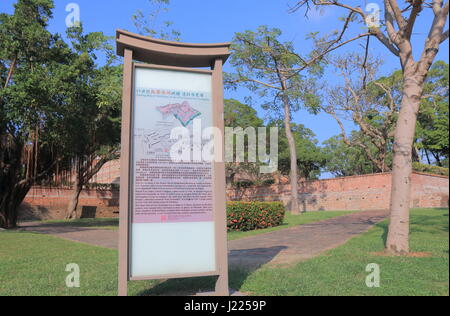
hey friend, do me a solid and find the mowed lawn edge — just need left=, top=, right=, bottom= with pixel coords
left=238, top=208, right=449, bottom=296
left=1, top=208, right=447, bottom=296
left=27, top=210, right=357, bottom=241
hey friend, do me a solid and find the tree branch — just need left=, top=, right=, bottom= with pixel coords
left=374, top=82, right=396, bottom=111
left=293, top=1, right=400, bottom=56
left=418, top=0, right=449, bottom=73
left=291, top=32, right=371, bottom=73
left=441, top=29, right=449, bottom=42
left=388, top=0, right=407, bottom=28
left=245, top=77, right=283, bottom=90
left=3, top=56, right=17, bottom=89
left=384, top=0, right=402, bottom=45
left=404, top=0, right=424, bottom=40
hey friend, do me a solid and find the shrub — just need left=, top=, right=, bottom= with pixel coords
left=262, top=179, right=275, bottom=186
left=232, top=180, right=255, bottom=189
left=413, top=162, right=449, bottom=176
left=227, top=201, right=285, bottom=232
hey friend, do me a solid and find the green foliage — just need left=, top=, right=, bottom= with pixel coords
left=323, top=132, right=392, bottom=177
left=0, top=0, right=122, bottom=227
left=273, top=120, right=325, bottom=179
left=322, top=54, right=396, bottom=174
left=416, top=61, right=449, bottom=166
left=232, top=180, right=255, bottom=189
left=413, top=162, right=449, bottom=176
left=224, top=98, right=263, bottom=128
left=227, top=26, right=321, bottom=116
left=366, top=61, right=449, bottom=167
left=0, top=0, right=65, bottom=204
left=0, top=0, right=57, bottom=136
left=224, top=99, right=273, bottom=186
left=227, top=201, right=285, bottom=232
left=323, top=60, right=449, bottom=176
left=59, top=25, right=121, bottom=161
left=368, top=61, right=449, bottom=167
left=0, top=0, right=53, bottom=63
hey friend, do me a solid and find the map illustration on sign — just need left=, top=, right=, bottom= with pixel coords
left=137, top=128, right=172, bottom=156
left=157, top=101, right=201, bottom=127
left=132, top=80, right=214, bottom=225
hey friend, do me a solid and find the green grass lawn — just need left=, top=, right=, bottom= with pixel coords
left=238, top=208, right=449, bottom=296
left=1, top=208, right=447, bottom=296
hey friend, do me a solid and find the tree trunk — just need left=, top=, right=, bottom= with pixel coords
left=431, top=151, right=442, bottom=167
left=425, top=149, right=431, bottom=165
left=3, top=55, right=17, bottom=89
left=0, top=137, right=31, bottom=229
left=65, top=177, right=83, bottom=220
left=413, top=144, right=422, bottom=164
left=282, top=97, right=300, bottom=215
left=386, top=73, right=424, bottom=255
left=64, top=154, right=113, bottom=219
left=0, top=182, right=32, bottom=229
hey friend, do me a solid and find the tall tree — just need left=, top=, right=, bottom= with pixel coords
left=274, top=121, right=325, bottom=180
left=224, top=98, right=265, bottom=186
left=227, top=26, right=335, bottom=214
left=322, top=53, right=399, bottom=173
left=293, top=0, right=449, bottom=254
left=0, top=0, right=67, bottom=228
left=323, top=60, right=448, bottom=176
left=62, top=26, right=122, bottom=219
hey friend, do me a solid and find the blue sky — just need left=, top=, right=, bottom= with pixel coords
left=1, top=0, right=449, bottom=146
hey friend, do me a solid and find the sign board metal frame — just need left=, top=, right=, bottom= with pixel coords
left=116, top=30, right=230, bottom=296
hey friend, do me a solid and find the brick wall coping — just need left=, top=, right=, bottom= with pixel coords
left=28, top=171, right=447, bottom=193
left=28, top=186, right=120, bottom=192
left=228, top=171, right=448, bottom=190
left=411, top=171, right=449, bottom=179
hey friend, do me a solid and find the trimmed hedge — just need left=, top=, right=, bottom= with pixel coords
left=227, top=201, right=286, bottom=232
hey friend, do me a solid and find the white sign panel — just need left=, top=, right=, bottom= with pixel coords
left=130, top=66, right=216, bottom=278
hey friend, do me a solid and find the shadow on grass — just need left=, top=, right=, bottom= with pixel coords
left=377, top=210, right=449, bottom=245
left=19, top=218, right=119, bottom=230
left=136, top=246, right=287, bottom=296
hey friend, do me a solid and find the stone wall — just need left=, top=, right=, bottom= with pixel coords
left=19, top=172, right=448, bottom=221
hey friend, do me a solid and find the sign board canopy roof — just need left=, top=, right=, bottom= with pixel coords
left=116, top=29, right=231, bottom=68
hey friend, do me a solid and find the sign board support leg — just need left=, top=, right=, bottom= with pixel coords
left=212, top=58, right=230, bottom=296
left=118, top=48, right=134, bottom=297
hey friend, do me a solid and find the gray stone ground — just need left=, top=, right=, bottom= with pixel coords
left=18, top=209, right=389, bottom=270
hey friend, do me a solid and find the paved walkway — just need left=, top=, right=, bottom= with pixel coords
left=228, top=209, right=388, bottom=270
left=19, top=210, right=389, bottom=269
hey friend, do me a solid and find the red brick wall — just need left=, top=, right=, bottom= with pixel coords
left=227, top=172, right=449, bottom=212
left=410, top=172, right=449, bottom=208
left=91, top=159, right=121, bottom=184
left=20, top=187, right=119, bottom=221
left=20, top=172, right=448, bottom=221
